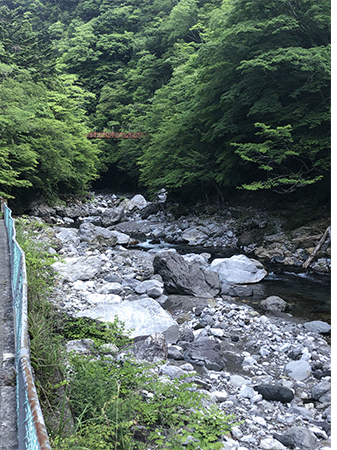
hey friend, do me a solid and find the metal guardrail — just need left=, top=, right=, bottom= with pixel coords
left=3, top=202, right=51, bottom=450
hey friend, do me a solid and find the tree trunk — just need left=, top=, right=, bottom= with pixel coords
left=302, top=226, right=331, bottom=269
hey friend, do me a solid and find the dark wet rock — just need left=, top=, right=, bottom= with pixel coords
left=153, top=250, right=221, bottom=298
left=254, top=384, right=294, bottom=403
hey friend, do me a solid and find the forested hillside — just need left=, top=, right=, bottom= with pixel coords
left=0, top=0, right=331, bottom=205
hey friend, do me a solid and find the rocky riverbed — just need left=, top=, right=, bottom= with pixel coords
left=27, top=192, right=331, bottom=450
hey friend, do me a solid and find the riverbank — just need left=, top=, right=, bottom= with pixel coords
left=21, top=191, right=331, bottom=449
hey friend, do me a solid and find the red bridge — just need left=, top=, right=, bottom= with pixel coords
left=86, top=131, right=148, bottom=139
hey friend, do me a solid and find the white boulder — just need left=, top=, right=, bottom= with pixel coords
left=52, top=256, right=102, bottom=281
left=75, top=297, right=179, bottom=344
left=210, top=254, right=267, bottom=285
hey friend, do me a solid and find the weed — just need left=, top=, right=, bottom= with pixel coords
left=56, top=352, right=237, bottom=449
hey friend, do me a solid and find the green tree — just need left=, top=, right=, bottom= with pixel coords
left=138, top=0, right=330, bottom=197
left=0, top=147, right=36, bottom=198
left=232, top=122, right=324, bottom=193
left=0, top=73, right=99, bottom=201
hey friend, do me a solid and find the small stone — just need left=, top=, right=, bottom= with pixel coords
left=168, top=345, right=184, bottom=360
left=311, top=380, right=331, bottom=402
left=303, top=321, right=331, bottom=334
left=210, top=390, right=228, bottom=402
left=229, top=375, right=249, bottom=387
left=179, top=363, right=195, bottom=371
left=239, top=385, right=256, bottom=399
left=160, top=364, right=185, bottom=379
left=284, top=360, right=311, bottom=381
left=252, top=415, right=267, bottom=426
left=231, top=426, right=243, bottom=439
left=260, top=437, right=287, bottom=449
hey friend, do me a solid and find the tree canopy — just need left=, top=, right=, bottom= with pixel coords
left=0, top=0, right=330, bottom=204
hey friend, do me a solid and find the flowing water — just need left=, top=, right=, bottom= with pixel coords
left=137, top=240, right=331, bottom=324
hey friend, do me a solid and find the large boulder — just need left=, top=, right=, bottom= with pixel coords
left=183, top=339, right=226, bottom=371
left=75, top=297, right=179, bottom=344
left=52, top=256, right=102, bottom=281
left=55, top=228, right=80, bottom=246
left=123, top=194, right=147, bottom=212
left=181, top=227, right=209, bottom=245
left=130, top=333, right=168, bottom=363
left=101, top=206, right=125, bottom=226
left=78, top=222, right=118, bottom=246
left=153, top=250, right=221, bottom=298
left=210, top=254, right=267, bottom=287
left=79, top=222, right=133, bottom=246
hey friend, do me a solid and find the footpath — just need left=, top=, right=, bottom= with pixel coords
left=0, top=219, right=18, bottom=449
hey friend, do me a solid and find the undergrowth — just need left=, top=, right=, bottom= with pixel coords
left=16, top=217, right=237, bottom=449
left=15, top=217, right=65, bottom=420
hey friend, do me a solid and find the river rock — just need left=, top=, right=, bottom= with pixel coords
left=75, top=297, right=179, bottom=344
left=311, top=381, right=331, bottom=403
left=284, top=360, right=312, bottom=381
left=130, top=333, right=168, bottom=363
left=101, top=205, right=125, bottom=226
left=134, top=279, right=164, bottom=298
left=181, top=226, right=209, bottom=245
left=84, top=293, right=122, bottom=305
left=210, top=255, right=267, bottom=288
left=123, top=194, right=147, bottom=212
left=260, top=438, right=287, bottom=450
left=303, top=321, right=331, bottom=334
left=52, top=256, right=102, bottom=281
left=160, top=364, right=186, bottom=379
left=260, top=296, right=290, bottom=312
left=274, top=426, right=318, bottom=449
left=56, top=228, right=80, bottom=245
left=78, top=222, right=118, bottom=246
left=254, top=384, right=294, bottom=403
left=183, top=339, right=226, bottom=371
left=153, top=250, right=221, bottom=298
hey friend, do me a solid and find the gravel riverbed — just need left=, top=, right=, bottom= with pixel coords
left=27, top=192, right=331, bottom=449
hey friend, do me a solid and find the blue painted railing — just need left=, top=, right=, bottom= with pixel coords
left=3, top=203, right=51, bottom=450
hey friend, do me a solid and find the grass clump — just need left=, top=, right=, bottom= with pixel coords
left=55, top=351, right=236, bottom=450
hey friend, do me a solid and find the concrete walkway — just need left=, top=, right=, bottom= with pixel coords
left=0, top=219, right=18, bottom=449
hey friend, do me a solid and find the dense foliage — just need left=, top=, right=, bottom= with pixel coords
left=0, top=0, right=330, bottom=203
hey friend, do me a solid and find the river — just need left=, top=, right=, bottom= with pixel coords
left=137, top=239, right=331, bottom=324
